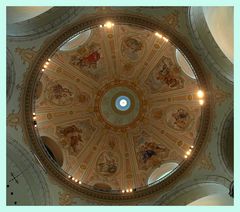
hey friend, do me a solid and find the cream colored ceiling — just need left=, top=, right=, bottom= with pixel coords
left=203, top=7, right=233, bottom=64
left=7, top=7, right=52, bottom=24
left=34, top=24, right=202, bottom=190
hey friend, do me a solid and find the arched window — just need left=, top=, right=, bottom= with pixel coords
left=41, top=136, right=64, bottom=167
left=148, top=162, right=179, bottom=185
left=60, top=30, right=92, bottom=51
left=176, top=49, right=196, bottom=79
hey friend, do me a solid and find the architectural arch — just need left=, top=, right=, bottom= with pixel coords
left=189, top=7, right=233, bottom=82
left=7, top=7, right=80, bottom=40
left=7, top=137, right=51, bottom=205
left=156, top=175, right=232, bottom=205
left=41, top=136, right=64, bottom=167
left=175, top=49, right=196, bottom=79
left=218, top=110, right=233, bottom=175
left=148, top=162, right=179, bottom=185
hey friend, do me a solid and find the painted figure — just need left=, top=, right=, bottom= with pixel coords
left=96, top=152, right=118, bottom=176
left=52, top=84, right=72, bottom=99
left=58, top=125, right=83, bottom=154
left=71, top=50, right=100, bottom=69
left=172, top=108, right=190, bottom=129
left=137, top=141, right=169, bottom=170
left=47, top=82, right=73, bottom=106
left=122, top=37, right=143, bottom=60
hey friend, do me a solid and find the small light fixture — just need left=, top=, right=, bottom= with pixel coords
left=190, top=145, right=194, bottom=149
left=43, top=65, right=47, bottom=68
left=48, top=58, right=51, bottom=62
left=79, top=181, right=82, bottom=184
left=126, top=189, right=129, bottom=193
left=45, top=62, right=49, bottom=65
left=33, top=116, right=36, bottom=120
left=129, top=188, right=133, bottom=192
left=197, top=90, right=204, bottom=98
left=33, top=112, right=36, bottom=115
left=163, top=37, right=169, bottom=42
left=184, top=155, right=188, bottom=159
left=72, top=177, right=75, bottom=181
left=99, top=25, right=103, bottom=28
left=155, top=32, right=162, bottom=38
left=186, top=151, right=191, bottom=155
left=199, top=99, right=204, bottom=106
left=34, top=124, right=37, bottom=128
left=75, top=179, right=78, bottom=182
left=104, top=21, right=114, bottom=28
left=41, top=68, right=45, bottom=72
left=122, top=190, right=125, bottom=193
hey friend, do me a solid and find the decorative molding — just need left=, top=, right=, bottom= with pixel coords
left=22, top=13, right=211, bottom=201
left=198, top=152, right=216, bottom=171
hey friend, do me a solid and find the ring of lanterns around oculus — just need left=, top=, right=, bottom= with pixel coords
left=33, top=21, right=206, bottom=194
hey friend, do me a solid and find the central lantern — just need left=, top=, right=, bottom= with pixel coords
left=30, top=20, right=205, bottom=196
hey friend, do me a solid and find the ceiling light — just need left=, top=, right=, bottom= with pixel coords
left=129, top=188, right=133, bottom=192
left=184, top=155, right=188, bottom=158
left=197, top=90, right=204, bottom=98
left=163, top=37, right=169, bottom=42
left=75, top=179, right=78, bottom=182
left=33, top=116, right=36, bottom=120
left=43, top=65, right=48, bottom=68
left=41, top=68, right=45, bottom=72
left=191, top=146, right=194, bottom=149
left=33, top=112, right=36, bottom=115
left=155, top=32, right=162, bottom=38
left=79, top=181, right=82, bottom=184
left=122, top=190, right=125, bottom=193
left=104, top=21, right=114, bottom=28
left=48, top=58, right=51, bottom=62
left=68, top=175, right=71, bottom=178
left=126, top=189, right=129, bottom=193
left=99, top=25, right=103, bottom=28
left=186, top=151, right=190, bottom=155
left=72, top=177, right=75, bottom=181
left=199, top=99, right=204, bottom=105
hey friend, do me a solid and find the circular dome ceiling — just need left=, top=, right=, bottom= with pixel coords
left=26, top=18, right=208, bottom=199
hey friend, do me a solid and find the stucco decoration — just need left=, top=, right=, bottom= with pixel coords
left=22, top=14, right=211, bottom=201
left=198, top=152, right=216, bottom=171
left=31, top=22, right=203, bottom=192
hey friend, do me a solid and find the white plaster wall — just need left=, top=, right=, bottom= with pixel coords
left=7, top=7, right=52, bottom=24
left=7, top=6, right=52, bottom=24
left=203, top=7, right=233, bottom=63
left=188, top=193, right=233, bottom=206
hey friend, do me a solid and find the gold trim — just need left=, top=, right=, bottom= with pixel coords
left=22, top=13, right=211, bottom=201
